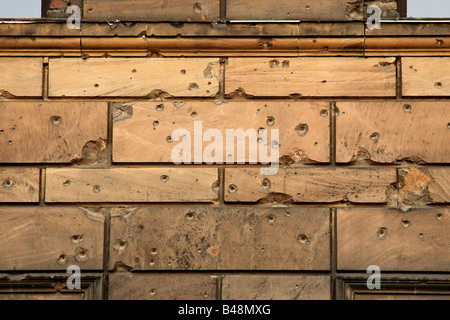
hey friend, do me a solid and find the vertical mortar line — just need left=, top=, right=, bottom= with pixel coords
left=218, top=168, right=225, bottom=205
left=220, top=0, right=227, bottom=22
left=102, top=209, right=111, bottom=300
left=330, top=101, right=336, bottom=165
left=43, top=57, right=49, bottom=101
left=396, top=57, right=402, bottom=100
left=330, top=207, right=338, bottom=300
left=362, top=1, right=367, bottom=58
left=107, top=102, right=114, bottom=167
left=219, top=57, right=226, bottom=99
left=216, top=275, right=223, bottom=300
left=39, top=168, right=46, bottom=205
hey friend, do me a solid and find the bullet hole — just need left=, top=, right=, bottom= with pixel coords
left=435, top=82, right=443, bottom=89
left=297, top=234, right=310, bottom=245
left=153, top=120, right=159, bottom=126
left=114, top=239, right=127, bottom=251
left=188, top=83, right=199, bottom=91
left=174, top=101, right=187, bottom=108
left=436, top=39, right=444, bottom=46
left=191, top=111, right=197, bottom=118
left=401, top=220, right=410, bottom=228
left=403, top=104, right=412, bottom=113
left=94, top=83, right=99, bottom=88
left=370, top=132, right=380, bottom=142
left=269, top=59, right=279, bottom=68
left=305, top=5, right=310, bottom=10
left=149, top=259, right=155, bottom=266
left=8, top=140, right=12, bottom=145
left=193, top=2, right=202, bottom=13
left=57, top=254, right=67, bottom=264
left=419, top=233, right=424, bottom=240
left=168, top=261, right=172, bottom=267
left=211, top=180, right=220, bottom=194
left=150, top=248, right=158, bottom=255
left=295, top=123, right=309, bottom=136
left=203, top=293, right=208, bottom=298
left=50, top=116, right=62, bottom=125
left=268, top=215, right=276, bottom=224
left=87, top=8, right=93, bottom=13
left=156, top=104, right=164, bottom=111
left=71, top=235, right=84, bottom=244
left=132, top=69, right=137, bottom=73
left=2, top=178, right=13, bottom=189
left=63, top=180, right=71, bottom=187
left=208, top=246, right=220, bottom=257
left=437, top=213, right=444, bottom=221
left=150, top=289, right=156, bottom=296
left=75, top=247, right=88, bottom=262
left=185, top=212, right=195, bottom=221
left=180, top=69, right=186, bottom=75
left=321, top=80, right=327, bottom=84
left=266, top=116, right=275, bottom=127
left=208, top=81, right=212, bottom=86
left=282, top=60, right=290, bottom=68
left=447, top=123, right=450, bottom=129
left=160, top=175, right=169, bottom=183
left=166, top=136, right=173, bottom=143
left=320, top=109, right=328, bottom=117
left=272, top=140, right=279, bottom=149
left=314, top=142, right=319, bottom=146
left=0, top=129, right=3, bottom=134
left=377, top=227, right=387, bottom=239
left=257, top=137, right=263, bottom=143
left=261, top=178, right=271, bottom=190
left=228, top=184, right=238, bottom=194
left=93, top=185, right=101, bottom=193
left=285, top=211, right=291, bottom=217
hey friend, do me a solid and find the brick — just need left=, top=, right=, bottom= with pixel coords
left=109, top=207, right=330, bottom=270
left=0, top=102, right=108, bottom=163
left=224, top=168, right=397, bottom=203
left=225, top=57, right=396, bottom=97
left=48, top=58, right=220, bottom=97
left=222, top=275, right=330, bottom=300
left=226, top=0, right=362, bottom=21
left=398, top=168, right=450, bottom=205
left=336, top=101, right=450, bottom=163
left=0, top=207, right=104, bottom=270
left=402, top=57, right=450, bottom=96
left=49, top=0, right=67, bottom=10
left=83, top=0, right=220, bottom=22
left=0, top=58, right=42, bottom=97
left=337, top=208, right=450, bottom=271
left=112, top=101, right=330, bottom=163
left=108, top=274, right=217, bottom=300
left=0, top=168, right=39, bottom=203
left=45, top=168, right=218, bottom=203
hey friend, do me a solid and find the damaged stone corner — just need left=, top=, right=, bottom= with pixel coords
left=73, top=138, right=110, bottom=167
left=112, top=102, right=135, bottom=122
left=79, top=207, right=106, bottom=223
left=110, top=207, right=139, bottom=223
left=256, top=192, right=294, bottom=205
left=398, top=167, right=432, bottom=206
left=203, top=60, right=221, bottom=80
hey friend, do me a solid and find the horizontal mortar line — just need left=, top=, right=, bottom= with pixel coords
left=2, top=203, right=448, bottom=209
left=107, top=270, right=333, bottom=275
left=2, top=164, right=448, bottom=168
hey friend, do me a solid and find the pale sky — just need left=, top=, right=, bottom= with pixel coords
left=0, top=0, right=449, bottom=18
